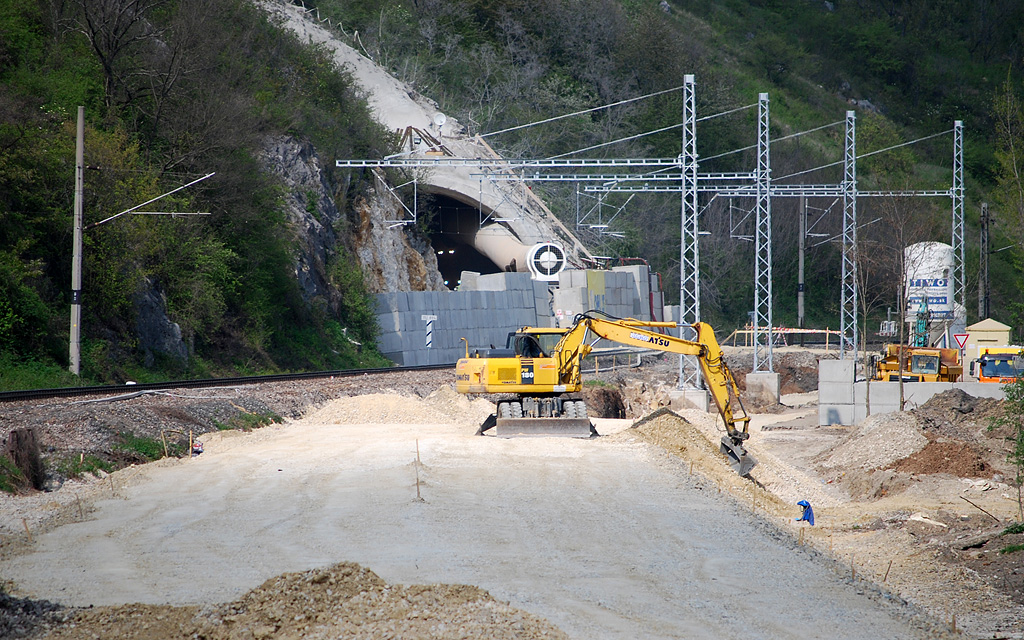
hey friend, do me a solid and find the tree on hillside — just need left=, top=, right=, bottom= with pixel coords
left=864, top=194, right=944, bottom=409
left=993, top=77, right=1024, bottom=243
left=992, top=75, right=1024, bottom=330
left=73, top=0, right=169, bottom=106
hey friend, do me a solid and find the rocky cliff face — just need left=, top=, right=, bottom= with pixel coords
left=260, top=134, right=445, bottom=301
left=352, top=187, right=446, bottom=293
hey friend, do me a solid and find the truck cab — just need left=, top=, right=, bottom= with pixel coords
left=973, top=347, right=1024, bottom=383
left=873, top=344, right=962, bottom=382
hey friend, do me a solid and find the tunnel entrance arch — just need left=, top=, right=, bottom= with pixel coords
left=422, top=191, right=529, bottom=289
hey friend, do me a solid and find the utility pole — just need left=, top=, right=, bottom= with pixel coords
left=979, top=202, right=989, bottom=320
left=66, top=107, right=212, bottom=376
left=69, top=106, right=84, bottom=375
left=798, top=195, right=806, bottom=346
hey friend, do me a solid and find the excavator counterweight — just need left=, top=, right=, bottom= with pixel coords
left=456, top=311, right=757, bottom=475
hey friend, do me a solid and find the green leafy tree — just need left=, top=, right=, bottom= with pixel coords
left=991, top=378, right=1024, bottom=522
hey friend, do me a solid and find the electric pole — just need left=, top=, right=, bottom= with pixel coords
left=70, top=106, right=84, bottom=375
left=979, top=202, right=989, bottom=320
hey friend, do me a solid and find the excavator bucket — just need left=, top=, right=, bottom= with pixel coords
left=720, top=436, right=758, bottom=476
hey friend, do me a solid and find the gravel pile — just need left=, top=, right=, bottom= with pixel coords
left=815, top=411, right=929, bottom=473
left=27, top=562, right=568, bottom=640
left=305, top=386, right=493, bottom=427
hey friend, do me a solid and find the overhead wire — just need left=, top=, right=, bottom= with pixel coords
left=479, top=85, right=685, bottom=138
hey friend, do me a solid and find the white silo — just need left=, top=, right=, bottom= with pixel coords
left=903, top=241, right=964, bottom=346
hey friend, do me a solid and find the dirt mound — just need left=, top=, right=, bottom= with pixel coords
left=304, top=386, right=493, bottom=427
left=629, top=407, right=723, bottom=462
left=32, top=562, right=569, bottom=640
left=888, top=439, right=993, bottom=478
left=816, top=411, right=928, bottom=473
left=724, top=348, right=823, bottom=394
left=777, top=350, right=823, bottom=394
left=914, top=389, right=1005, bottom=441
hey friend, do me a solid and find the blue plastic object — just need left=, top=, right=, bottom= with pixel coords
left=796, top=500, right=814, bottom=526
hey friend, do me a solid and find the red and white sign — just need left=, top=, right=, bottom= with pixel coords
left=953, top=333, right=969, bottom=349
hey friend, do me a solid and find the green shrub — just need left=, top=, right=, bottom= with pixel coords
left=114, top=432, right=173, bottom=461
left=0, top=456, right=28, bottom=494
left=50, top=453, right=114, bottom=479
left=999, top=543, right=1024, bottom=555
left=215, top=410, right=283, bottom=432
left=1002, top=522, right=1024, bottom=536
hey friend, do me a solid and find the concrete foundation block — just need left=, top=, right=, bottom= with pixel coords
left=745, top=372, right=781, bottom=405
left=669, top=388, right=710, bottom=412
left=460, top=271, right=480, bottom=290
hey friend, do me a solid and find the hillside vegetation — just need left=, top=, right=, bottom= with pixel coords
left=3, top=0, right=1024, bottom=388
left=311, top=0, right=1024, bottom=332
left=1, top=0, right=392, bottom=387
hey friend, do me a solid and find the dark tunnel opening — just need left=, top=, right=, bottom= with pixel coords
left=425, top=194, right=503, bottom=289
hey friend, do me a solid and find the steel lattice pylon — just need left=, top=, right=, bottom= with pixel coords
left=753, top=93, right=773, bottom=373
left=840, top=111, right=858, bottom=359
left=952, top=120, right=965, bottom=321
left=678, top=74, right=702, bottom=388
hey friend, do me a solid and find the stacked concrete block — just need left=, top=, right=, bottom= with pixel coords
left=533, top=280, right=553, bottom=328
left=559, top=269, right=588, bottom=290
left=817, top=360, right=856, bottom=425
left=374, top=271, right=544, bottom=364
left=553, top=287, right=588, bottom=327
left=612, top=267, right=648, bottom=319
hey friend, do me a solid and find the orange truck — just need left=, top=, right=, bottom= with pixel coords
left=972, top=346, right=1024, bottom=383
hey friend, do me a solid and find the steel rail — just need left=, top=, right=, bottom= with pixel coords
left=0, top=363, right=452, bottom=403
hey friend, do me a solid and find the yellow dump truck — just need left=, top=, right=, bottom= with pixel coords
left=872, top=344, right=962, bottom=382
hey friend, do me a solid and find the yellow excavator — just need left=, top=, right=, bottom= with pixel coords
left=455, top=311, right=756, bottom=475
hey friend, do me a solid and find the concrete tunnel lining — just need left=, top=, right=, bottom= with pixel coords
left=422, top=188, right=533, bottom=282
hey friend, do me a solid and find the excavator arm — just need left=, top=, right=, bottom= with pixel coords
left=553, top=312, right=756, bottom=475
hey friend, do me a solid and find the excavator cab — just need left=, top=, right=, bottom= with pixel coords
left=507, top=328, right=566, bottom=358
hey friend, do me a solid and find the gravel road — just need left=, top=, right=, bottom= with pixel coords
left=3, top=390, right=937, bottom=639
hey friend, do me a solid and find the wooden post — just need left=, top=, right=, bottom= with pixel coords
left=415, top=439, right=423, bottom=501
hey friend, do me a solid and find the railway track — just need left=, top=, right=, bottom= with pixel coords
left=0, top=363, right=452, bottom=403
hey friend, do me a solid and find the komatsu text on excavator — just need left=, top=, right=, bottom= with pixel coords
left=455, top=311, right=756, bottom=476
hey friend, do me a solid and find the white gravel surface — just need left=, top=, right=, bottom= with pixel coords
left=3, top=392, right=934, bottom=639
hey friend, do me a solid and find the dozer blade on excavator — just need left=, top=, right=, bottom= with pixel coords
left=476, top=415, right=596, bottom=438
left=494, top=417, right=595, bottom=438
left=720, top=436, right=758, bottom=476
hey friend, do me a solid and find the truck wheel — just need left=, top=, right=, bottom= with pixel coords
left=498, top=402, right=512, bottom=419
left=511, top=401, right=524, bottom=418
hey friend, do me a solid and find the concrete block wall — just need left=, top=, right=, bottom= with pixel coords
left=374, top=268, right=667, bottom=365
left=612, top=265, right=650, bottom=320
left=373, top=275, right=540, bottom=365
left=553, top=268, right=664, bottom=327
left=818, top=359, right=1007, bottom=425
